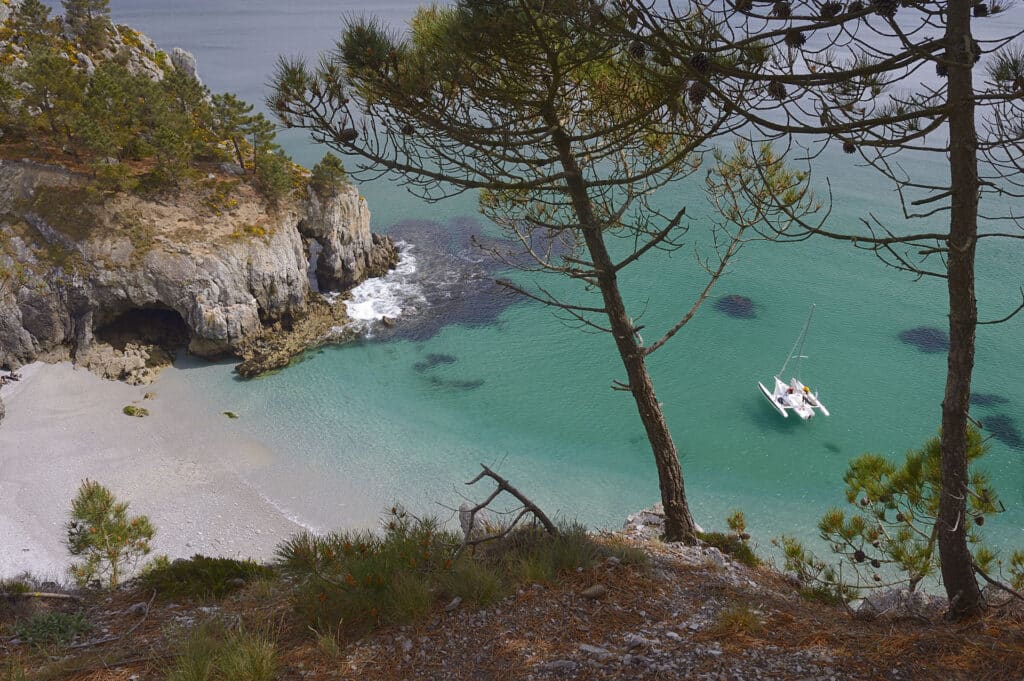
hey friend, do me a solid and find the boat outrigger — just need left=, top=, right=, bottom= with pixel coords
left=758, top=305, right=830, bottom=420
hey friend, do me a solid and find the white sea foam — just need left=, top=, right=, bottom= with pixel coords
left=342, top=242, right=425, bottom=334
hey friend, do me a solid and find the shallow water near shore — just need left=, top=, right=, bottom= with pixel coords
left=50, top=2, right=1024, bottom=554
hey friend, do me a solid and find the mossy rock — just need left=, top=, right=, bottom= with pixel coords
left=123, top=405, right=149, bottom=417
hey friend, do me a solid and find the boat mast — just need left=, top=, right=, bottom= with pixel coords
left=779, top=304, right=815, bottom=378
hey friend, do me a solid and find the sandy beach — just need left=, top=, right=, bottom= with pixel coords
left=0, top=362, right=317, bottom=582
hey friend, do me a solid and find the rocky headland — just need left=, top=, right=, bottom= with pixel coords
left=0, top=1, right=398, bottom=415
left=0, top=159, right=397, bottom=383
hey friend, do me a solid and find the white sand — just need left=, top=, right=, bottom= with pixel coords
left=0, top=362, right=313, bottom=582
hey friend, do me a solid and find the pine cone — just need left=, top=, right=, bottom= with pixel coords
left=785, top=30, right=806, bottom=48
left=872, top=0, right=898, bottom=18
left=629, top=39, right=645, bottom=61
left=843, top=141, right=856, bottom=154
left=767, top=80, right=787, bottom=100
left=974, top=2, right=990, bottom=15
left=936, top=61, right=948, bottom=77
left=854, top=549, right=866, bottom=562
left=820, top=1, right=844, bottom=17
left=847, top=0, right=865, bottom=12
left=734, top=0, right=755, bottom=12
left=401, top=123, right=415, bottom=136
left=773, top=0, right=792, bottom=17
left=688, top=81, right=709, bottom=106
left=690, top=52, right=711, bottom=74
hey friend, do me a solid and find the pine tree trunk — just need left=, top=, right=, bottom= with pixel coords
left=938, top=0, right=985, bottom=620
left=546, top=119, right=699, bottom=544
left=581, top=227, right=700, bottom=543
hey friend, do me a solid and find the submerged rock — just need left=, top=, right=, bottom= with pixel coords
left=413, top=353, right=457, bottom=372
left=714, top=294, right=756, bottom=319
left=970, top=392, right=1011, bottom=407
left=981, top=414, right=1024, bottom=450
left=426, top=375, right=483, bottom=391
left=898, top=326, right=949, bottom=353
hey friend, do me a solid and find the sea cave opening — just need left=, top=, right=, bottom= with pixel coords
left=94, top=306, right=191, bottom=351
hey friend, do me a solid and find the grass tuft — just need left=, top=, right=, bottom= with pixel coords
left=707, top=604, right=764, bottom=638
left=165, top=622, right=277, bottom=681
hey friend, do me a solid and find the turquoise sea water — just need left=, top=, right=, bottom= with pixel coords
left=100, top=2, right=1024, bottom=553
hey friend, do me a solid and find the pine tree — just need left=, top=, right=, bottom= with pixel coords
left=14, top=0, right=55, bottom=49
left=61, top=0, right=110, bottom=50
left=211, top=92, right=254, bottom=170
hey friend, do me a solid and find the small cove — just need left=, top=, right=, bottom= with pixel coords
left=63, top=1, right=1024, bottom=556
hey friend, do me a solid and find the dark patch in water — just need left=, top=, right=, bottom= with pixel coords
left=898, top=326, right=949, bottom=353
left=413, top=353, right=458, bottom=372
left=368, top=217, right=572, bottom=342
left=714, top=294, right=756, bottom=319
left=981, top=414, right=1024, bottom=450
left=426, top=375, right=485, bottom=391
left=970, top=392, right=1010, bottom=408
left=823, top=442, right=841, bottom=454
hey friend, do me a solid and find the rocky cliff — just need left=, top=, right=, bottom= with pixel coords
left=0, top=160, right=397, bottom=382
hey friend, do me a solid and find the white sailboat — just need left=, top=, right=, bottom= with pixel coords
left=758, top=305, right=830, bottom=420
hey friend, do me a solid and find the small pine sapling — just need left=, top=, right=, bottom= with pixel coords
left=65, top=479, right=155, bottom=589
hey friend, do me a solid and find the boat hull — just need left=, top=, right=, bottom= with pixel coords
left=759, top=381, right=788, bottom=418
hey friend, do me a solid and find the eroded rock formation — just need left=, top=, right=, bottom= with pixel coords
left=0, top=160, right=396, bottom=380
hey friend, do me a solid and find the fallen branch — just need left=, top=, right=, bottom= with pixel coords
left=1, top=591, right=82, bottom=601
left=456, top=464, right=558, bottom=555
left=974, top=562, right=1024, bottom=604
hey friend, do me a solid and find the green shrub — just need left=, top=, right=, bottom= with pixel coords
left=277, top=509, right=460, bottom=634
left=254, top=150, right=295, bottom=204
left=699, top=531, right=760, bottom=568
left=279, top=511, right=645, bottom=637
left=601, top=536, right=649, bottom=567
left=65, top=479, right=155, bottom=589
left=140, top=555, right=274, bottom=601
left=123, top=405, right=149, bottom=417
left=14, top=611, right=92, bottom=647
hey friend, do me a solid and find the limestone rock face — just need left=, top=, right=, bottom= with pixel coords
left=300, top=184, right=398, bottom=292
left=0, top=160, right=394, bottom=372
left=170, top=47, right=201, bottom=84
